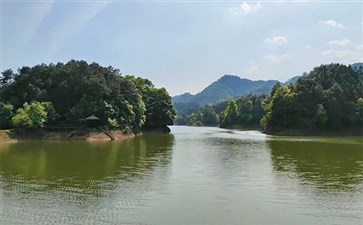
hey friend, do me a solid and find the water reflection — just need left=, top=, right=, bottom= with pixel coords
left=1, top=126, right=363, bottom=225
left=0, top=134, right=175, bottom=224
left=268, top=139, right=363, bottom=191
left=0, top=134, right=174, bottom=192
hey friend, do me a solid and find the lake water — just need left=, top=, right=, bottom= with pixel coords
left=0, top=126, right=362, bottom=225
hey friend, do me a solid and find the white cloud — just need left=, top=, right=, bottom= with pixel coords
left=241, top=2, right=261, bottom=15
left=319, top=20, right=345, bottom=29
left=230, top=2, right=261, bottom=16
left=245, top=63, right=261, bottom=76
left=327, top=39, right=353, bottom=47
left=321, top=50, right=361, bottom=60
left=266, top=36, right=288, bottom=45
left=305, top=45, right=312, bottom=50
left=264, top=54, right=290, bottom=63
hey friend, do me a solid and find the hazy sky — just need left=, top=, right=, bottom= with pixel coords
left=1, top=1, right=362, bottom=95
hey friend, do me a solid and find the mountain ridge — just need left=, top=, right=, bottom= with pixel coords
left=172, top=75, right=295, bottom=107
left=172, top=62, right=362, bottom=115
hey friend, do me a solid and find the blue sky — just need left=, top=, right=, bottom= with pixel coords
left=1, top=1, right=362, bottom=96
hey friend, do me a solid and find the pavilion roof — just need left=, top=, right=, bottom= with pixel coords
left=84, top=115, right=100, bottom=120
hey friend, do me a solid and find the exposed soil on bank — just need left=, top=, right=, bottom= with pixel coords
left=86, top=130, right=135, bottom=141
left=0, top=128, right=135, bottom=142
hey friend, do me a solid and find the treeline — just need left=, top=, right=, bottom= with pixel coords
left=0, top=60, right=175, bottom=131
left=175, top=95, right=265, bottom=128
left=175, top=63, right=363, bottom=134
left=261, top=63, right=363, bottom=133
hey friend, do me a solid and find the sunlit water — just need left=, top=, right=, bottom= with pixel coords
left=0, top=126, right=362, bottom=225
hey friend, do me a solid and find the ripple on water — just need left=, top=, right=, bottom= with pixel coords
left=0, top=127, right=362, bottom=225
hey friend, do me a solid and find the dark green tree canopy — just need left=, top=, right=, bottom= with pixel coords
left=0, top=60, right=175, bottom=131
left=0, top=102, right=14, bottom=129
left=126, top=75, right=175, bottom=129
left=176, top=63, right=362, bottom=135
left=262, top=63, right=363, bottom=133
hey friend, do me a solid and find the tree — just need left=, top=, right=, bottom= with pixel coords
left=174, top=115, right=187, bottom=125
left=0, top=102, right=14, bottom=129
left=271, top=82, right=282, bottom=97
left=261, top=86, right=299, bottom=132
left=143, top=87, right=175, bottom=128
left=220, top=100, right=239, bottom=128
left=357, top=98, right=363, bottom=126
left=126, top=76, right=175, bottom=129
left=0, top=60, right=176, bottom=132
left=184, top=105, right=219, bottom=126
left=179, top=95, right=266, bottom=128
left=41, top=102, right=59, bottom=125
left=262, top=63, right=363, bottom=133
left=0, top=69, right=14, bottom=86
left=316, top=104, right=328, bottom=128
left=12, top=102, right=47, bottom=128
left=235, top=95, right=265, bottom=127
left=200, top=106, right=219, bottom=126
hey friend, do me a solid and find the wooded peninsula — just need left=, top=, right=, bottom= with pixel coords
left=0, top=60, right=175, bottom=140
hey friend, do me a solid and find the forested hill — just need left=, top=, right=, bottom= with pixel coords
left=262, top=63, right=363, bottom=134
left=172, top=92, right=194, bottom=104
left=172, top=74, right=299, bottom=115
left=176, top=63, right=363, bottom=135
left=173, top=75, right=279, bottom=106
left=0, top=60, right=175, bottom=132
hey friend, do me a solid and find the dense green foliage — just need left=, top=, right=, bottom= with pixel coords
left=173, top=102, right=200, bottom=116
left=172, top=75, right=301, bottom=119
left=184, top=105, right=220, bottom=126
left=1, top=61, right=361, bottom=134
left=261, top=63, right=363, bottom=133
left=0, top=60, right=174, bottom=130
left=12, top=102, right=48, bottom=128
left=220, top=100, right=239, bottom=127
left=175, top=63, right=362, bottom=134
left=172, top=75, right=301, bottom=111
left=176, top=95, right=265, bottom=128
left=126, top=76, right=175, bottom=129
left=220, top=95, right=265, bottom=128
left=0, top=102, right=14, bottom=129
left=175, top=100, right=230, bottom=126
left=172, top=75, right=279, bottom=106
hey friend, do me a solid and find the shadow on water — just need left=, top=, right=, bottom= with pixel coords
left=268, top=139, right=363, bottom=191
left=0, top=133, right=174, bottom=192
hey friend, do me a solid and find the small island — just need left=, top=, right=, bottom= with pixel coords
left=0, top=60, right=175, bottom=142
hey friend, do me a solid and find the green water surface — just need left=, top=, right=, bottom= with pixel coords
left=0, top=126, right=362, bottom=224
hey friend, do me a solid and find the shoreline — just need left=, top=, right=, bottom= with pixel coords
left=2, top=126, right=361, bottom=143
left=0, top=128, right=136, bottom=143
left=262, top=128, right=363, bottom=137
left=173, top=125, right=363, bottom=137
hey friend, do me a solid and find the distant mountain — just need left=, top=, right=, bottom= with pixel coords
left=172, top=75, right=302, bottom=115
left=173, top=62, right=362, bottom=115
left=283, top=76, right=300, bottom=86
left=173, top=75, right=299, bottom=107
left=351, top=62, right=363, bottom=71
left=171, top=92, right=194, bottom=104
